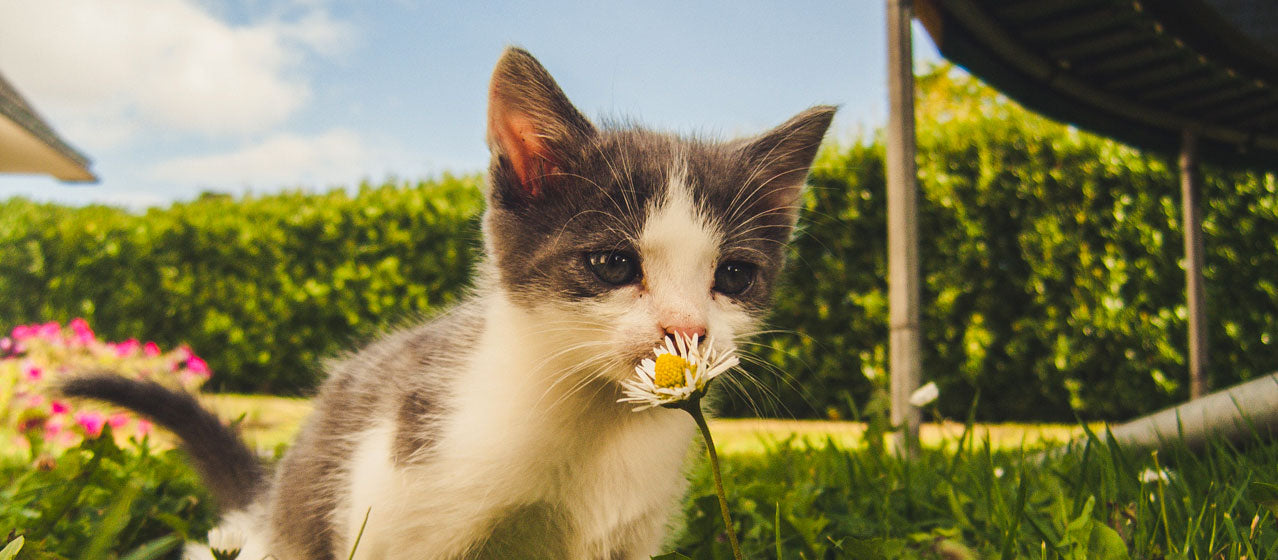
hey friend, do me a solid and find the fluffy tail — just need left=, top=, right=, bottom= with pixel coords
left=60, top=374, right=266, bottom=512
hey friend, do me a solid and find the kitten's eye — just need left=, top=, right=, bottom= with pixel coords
left=714, top=261, right=757, bottom=295
left=586, top=251, right=641, bottom=286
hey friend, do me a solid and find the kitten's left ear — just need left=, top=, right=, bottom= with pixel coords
left=736, top=105, right=837, bottom=222
left=487, top=47, right=596, bottom=200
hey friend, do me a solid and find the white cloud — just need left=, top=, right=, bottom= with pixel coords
left=148, top=129, right=393, bottom=189
left=0, top=0, right=350, bottom=148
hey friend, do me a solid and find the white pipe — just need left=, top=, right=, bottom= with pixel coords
left=1102, top=373, right=1278, bottom=451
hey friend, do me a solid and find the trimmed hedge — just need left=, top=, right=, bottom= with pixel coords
left=3, top=68, right=1276, bottom=419
left=741, top=69, right=1278, bottom=421
left=0, top=177, right=483, bottom=394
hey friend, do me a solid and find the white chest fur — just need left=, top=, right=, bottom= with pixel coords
left=339, top=297, right=699, bottom=559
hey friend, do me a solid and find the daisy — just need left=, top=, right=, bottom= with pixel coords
left=619, top=332, right=740, bottom=411
left=618, top=330, right=743, bottom=560
left=909, top=381, right=940, bottom=407
left=208, top=527, right=244, bottom=560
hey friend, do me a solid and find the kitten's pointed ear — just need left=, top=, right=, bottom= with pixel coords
left=737, top=105, right=837, bottom=222
left=487, top=47, right=596, bottom=199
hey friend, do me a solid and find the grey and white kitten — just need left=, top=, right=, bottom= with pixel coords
left=65, top=48, right=834, bottom=559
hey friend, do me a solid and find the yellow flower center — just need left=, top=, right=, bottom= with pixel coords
left=654, top=353, right=692, bottom=389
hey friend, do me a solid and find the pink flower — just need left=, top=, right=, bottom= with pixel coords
left=25, top=393, right=45, bottom=408
left=45, top=416, right=78, bottom=446
left=114, top=338, right=141, bottom=357
left=136, top=419, right=153, bottom=437
left=0, top=336, right=23, bottom=357
left=186, top=355, right=210, bottom=377
left=10, top=325, right=34, bottom=340
left=23, top=364, right=43, bottom=381
left=74, top=411, right=106, bottom=438
left=143, top=341, right=161, bottom=357
left=69, top=318, right=94, bottom=345
left=51, top=400, right=69, bottom=415
left=45, top=417, right=64, bottom=437
left=107, top=412, right=130, bottom=430
left=37, top=322, right=61, bottom=340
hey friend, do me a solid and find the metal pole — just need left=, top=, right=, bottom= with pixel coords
left=1180, top=129, right=1208, bottom=399
left=886, top=0, right=921, bottom=457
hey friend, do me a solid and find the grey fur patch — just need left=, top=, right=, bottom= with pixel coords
left=267, top=303, right=483, bottom=558
left=485, top=129, right=677, bottom=305
left=394, top=387, right=439, bottom=464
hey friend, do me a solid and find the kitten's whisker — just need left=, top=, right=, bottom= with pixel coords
left=732, top=349, right=820, bottom=418
left=729, top=130, right=803, bottom=216
left=726, top=135, right=816, bottom=223
left=526, top=341, right=622, bottom=409
left=723, top=362, right=792, bottom=419
left=550, top=170, right=641, bottom=233
left=596, top=147, right=643, bottom=229
left=540, top=354, right=627, bottom=415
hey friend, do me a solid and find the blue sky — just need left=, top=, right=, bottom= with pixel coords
left=0, top=1, right=940, bottom=209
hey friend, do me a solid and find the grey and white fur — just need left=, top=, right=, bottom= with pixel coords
left=63, top=47, right=835, bottom=559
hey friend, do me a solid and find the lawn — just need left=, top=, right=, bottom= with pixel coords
left=5, top=393, right=1278, bottom=559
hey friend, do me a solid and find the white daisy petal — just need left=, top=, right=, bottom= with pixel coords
left=618, top=331, right=740, bottom=411
left=662, top=337, right=679, bottom=356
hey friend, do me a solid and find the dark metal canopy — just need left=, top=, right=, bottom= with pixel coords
left=918, top=0, right=1278, bottom=171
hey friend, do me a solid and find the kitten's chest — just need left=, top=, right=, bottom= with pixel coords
left=545, top=409, right=697, bottom=551
left=451, top=404, right=696, bottom=554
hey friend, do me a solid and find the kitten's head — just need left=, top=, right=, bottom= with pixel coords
left=482, top=47, right=834, bottom=383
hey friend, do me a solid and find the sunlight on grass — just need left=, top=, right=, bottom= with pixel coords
left=180, top=395, right=1092, bottom=456
left=2, top=392, right=1093, bottom=459
left=202, top=393, right=313, bottom=451
left=710, top=418, right=1091, bottom=455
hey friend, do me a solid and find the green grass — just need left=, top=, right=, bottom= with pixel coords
left=1, top=430, right=213, bottom=559
left=5, top=395, right=1278, bottom=559
left=669, top=425, right=1278, bottom=559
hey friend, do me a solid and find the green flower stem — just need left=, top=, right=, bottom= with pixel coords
left=684, top=399, right=743, bottom=560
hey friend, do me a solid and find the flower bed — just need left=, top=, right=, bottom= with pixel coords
left=1, top=318, right=212, bottom=453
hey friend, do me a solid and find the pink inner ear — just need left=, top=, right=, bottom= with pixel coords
left=490, top=109, right=553, bottom=197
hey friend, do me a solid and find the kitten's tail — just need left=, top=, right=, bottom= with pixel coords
left=60, top=373, right=266, bottom=512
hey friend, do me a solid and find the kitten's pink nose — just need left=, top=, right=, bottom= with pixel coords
left=663, top=324, right=706, bottom=341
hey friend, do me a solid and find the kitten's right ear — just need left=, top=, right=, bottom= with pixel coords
left=487, top=47, right=596, bottom=199
left=734, top=105, right=836, bottom=226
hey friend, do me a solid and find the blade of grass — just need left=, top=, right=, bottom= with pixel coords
left=347, top=506, right=372, bottom=560
left=999, top=450, right=1030, bottom=560
left=0, top=537, right=23, bottom=560
left=32, top=446, right=103, bottom=537
left=82, top=478, right=143, bottom=560
left=119, top=535, right=182, bottom=560
left=775, top=500, right=783, bottom=560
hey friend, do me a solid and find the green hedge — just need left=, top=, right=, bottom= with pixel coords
left=0, top=177, right=483, bottom=394
left=3, top=69, right=1276, bottom=420
left=739, top=68, right=1278, bottom=421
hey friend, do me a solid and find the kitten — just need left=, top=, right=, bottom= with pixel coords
left=64, top=47, right=834, bottom=559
